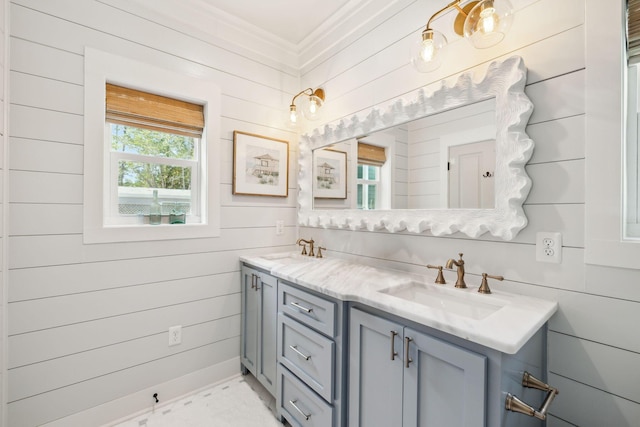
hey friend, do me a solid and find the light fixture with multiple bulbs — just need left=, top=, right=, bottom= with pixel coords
left=411, top=0, right=513, bottom=72
left=288, top=87, right=325, bottom=125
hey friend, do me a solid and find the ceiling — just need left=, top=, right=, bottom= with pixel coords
left=198, top=0, right=356, bottom=45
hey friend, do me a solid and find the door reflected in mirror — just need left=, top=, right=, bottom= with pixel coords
left=312, top=98, right=496, bottom=210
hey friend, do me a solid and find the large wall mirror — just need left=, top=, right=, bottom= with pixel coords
left=298, top=56, right=534, bottom=240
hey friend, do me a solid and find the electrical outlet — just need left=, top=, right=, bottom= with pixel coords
left=275, top=220, right=284, bottom=236
left=168, top=325, right=182, bottom=346
left=536, top=232, right=562, bottom=263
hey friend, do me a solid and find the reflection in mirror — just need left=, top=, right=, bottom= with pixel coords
left=299, top=56, right=534, bottom=240
left=312, top=98, right=496, bottom=210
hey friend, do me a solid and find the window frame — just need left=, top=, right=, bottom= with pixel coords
left=83, top=47, right=220, bottom=243
left=585, top=0, right=640, bottom=268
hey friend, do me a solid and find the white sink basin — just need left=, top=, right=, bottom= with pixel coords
left=379, top=281, right=507, bottom=320
left=259, top=252, right=318, bottom=264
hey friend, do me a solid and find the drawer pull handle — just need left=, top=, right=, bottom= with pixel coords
left=289, top=399, right=311, bottom=420
left=290, top=301, right=313, bottom=313
left=289, top=345, right=311, bottom=360
left=404, top=336, right=413, bottom=368
left=390, top=331, right=399, bottom=360
left=251, top=274, right=260, bottom=290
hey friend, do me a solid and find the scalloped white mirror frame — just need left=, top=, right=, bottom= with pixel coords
left=298, top=56, right=534, bottom=240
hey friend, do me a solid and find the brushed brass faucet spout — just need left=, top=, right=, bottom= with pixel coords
left=445, top=253, right=467, bottom=288
left=296, top=238, right=315, bottom=257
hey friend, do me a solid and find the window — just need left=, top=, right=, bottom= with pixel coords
left=585, top=0, right=640, bottom=268
left=105, top=84, right=203, bottom=225
left=357, top=142, right=386, bottom=210
left=357, top=164, right=380, bottom=209
left=84, top=48, right=220, bottom=243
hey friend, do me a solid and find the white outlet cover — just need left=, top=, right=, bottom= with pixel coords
left=169, top=325, right=182, bottom=346
left=536, top=232, right=562, bottom=263
left=275, top=220, right=284, bottom=236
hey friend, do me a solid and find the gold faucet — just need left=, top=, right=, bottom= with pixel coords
left=296, top=238, right=315, bottom=257
left=445, top=253, right=467, bottom=288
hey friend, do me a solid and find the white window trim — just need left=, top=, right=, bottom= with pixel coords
left=585, top=0, right=640, bottom=268
left=83, top=47, right=220, bottom=243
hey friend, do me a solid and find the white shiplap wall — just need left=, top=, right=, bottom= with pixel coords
left=300, top=0, right=640, bottom=426
left=1, top=0, right=6, bottom=425
left=6, top=0, right=298, bottom=425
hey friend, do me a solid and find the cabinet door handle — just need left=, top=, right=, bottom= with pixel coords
left=289, top=399, right=311, bottom=420
left=289, top=345, right=311, bottom=360
left=405, top=336, right=413, bottom=368
left=390, top=331, right=399, bottom=360
left=250, top=274, right=255, bottom=290
left=290, top=301, right=313, bottom=313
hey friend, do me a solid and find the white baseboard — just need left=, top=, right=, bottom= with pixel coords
left=40, top=357, right=240, bottom=427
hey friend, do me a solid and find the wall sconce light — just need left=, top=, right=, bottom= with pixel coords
left=411, top=0, right=513, bottom=72
left=289, top=88, right=325, bottom=125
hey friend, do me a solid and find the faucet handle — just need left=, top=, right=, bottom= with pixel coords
left=300, top=244, right=307, bottom=255
left=478, top=273, right=504, bottom=294
left=316, top=246, right=326, bottom=258
left=426, top=265, right=446, bottom=284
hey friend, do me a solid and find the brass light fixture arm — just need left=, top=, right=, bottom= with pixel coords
left=290, top=88, right=325, bottom=109
left=421, top=0, right=479, bottom=37
left=505, top=371, right=559, bottom=420
left=425, top=0, right=463, bottom=30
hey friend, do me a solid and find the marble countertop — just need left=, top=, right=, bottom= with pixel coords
left=241, top=252, right=558, bottom=354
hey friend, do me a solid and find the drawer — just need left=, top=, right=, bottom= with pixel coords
left=279, top=366, right=334, bottom=427
left=278, top=313, right=334, bottom=402
left=279, top=282, right=336, bottom=337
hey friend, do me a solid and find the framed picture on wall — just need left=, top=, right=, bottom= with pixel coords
left=314, top=148, right=347, bottom=199
left=233, top=131, right=289, bottom=197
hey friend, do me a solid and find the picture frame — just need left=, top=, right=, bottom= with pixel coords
left=313, top=148, right=347, bottom=199
left=233, top=131, right=289, bottom=197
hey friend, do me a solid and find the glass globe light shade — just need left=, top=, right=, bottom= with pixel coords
left=463, top=0, right=513, bottom=49
left=411, top=29, right=447, bottom=73
left=300, top=92, right=324, bottom=121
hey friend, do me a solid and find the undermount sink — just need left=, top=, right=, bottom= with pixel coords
left=379, top=281, right=507, bottom=320
left=260, top=252, right=318, bottom=264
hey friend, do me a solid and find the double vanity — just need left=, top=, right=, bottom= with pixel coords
left=240, top=251, right=558, bottom=427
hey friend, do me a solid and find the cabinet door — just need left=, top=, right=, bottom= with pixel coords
left=403, top=328, right=486, bottom=427
left=241, top=266, right=259, bottom=374
left=257, top=273, right=278, bottom=395
left=349, top=308, right=404, bottom=427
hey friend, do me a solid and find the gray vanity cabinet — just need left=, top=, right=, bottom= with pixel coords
left=349, top=307, right=487, bottom=427
left=276, top=281, right=346, bottom=427
left=240, top=265, right=277, bottom=396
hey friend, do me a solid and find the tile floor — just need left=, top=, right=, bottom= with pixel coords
left=112, top=374, right=285, bottom=427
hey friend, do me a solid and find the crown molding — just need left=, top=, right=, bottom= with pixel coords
left=99, top=0, right=408, bottom=72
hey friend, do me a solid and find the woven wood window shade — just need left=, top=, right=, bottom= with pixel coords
left=106, top=84, right=204, bottom=138
left=358, top=142, right=386, bottom=167
left=629, top=0, right=640, bottom=64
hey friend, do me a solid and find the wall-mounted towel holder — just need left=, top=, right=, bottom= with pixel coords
left=505, top=371, right=559, bottom=420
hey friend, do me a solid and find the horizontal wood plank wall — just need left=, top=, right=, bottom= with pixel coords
left=1, top=0, right=6, bottom=426
left=299, top=0, right=640, bottom=425
left=7, top=0, right=298, bottom=425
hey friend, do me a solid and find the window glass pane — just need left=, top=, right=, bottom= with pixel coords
left=357, top=184, right=363, bottom=209
left=118, top=160, right=191, bottom=189
left=367, top=184, right=377, bottom=209
left=357, top=164, right=363, bottom=179
left=367, top=165, right=378, bottom=180
left=110, top=124, right=196, bottom=160
left=117, top=160, right=192, bottom=215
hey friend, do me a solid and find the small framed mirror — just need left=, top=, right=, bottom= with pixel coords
left=298, top=56, right=534, bottom=240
